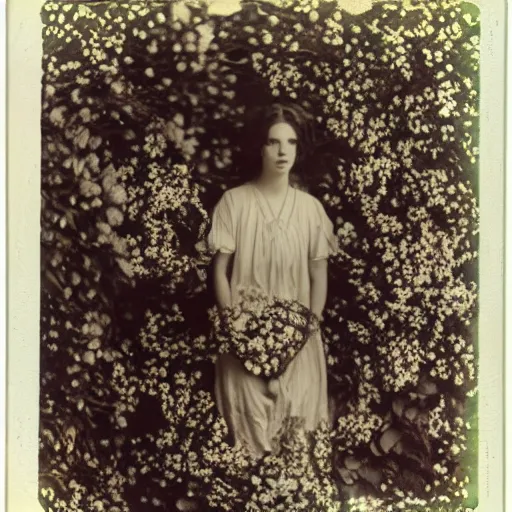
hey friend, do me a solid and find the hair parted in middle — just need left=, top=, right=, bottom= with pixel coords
left=237, top=102, right=317, bottom=183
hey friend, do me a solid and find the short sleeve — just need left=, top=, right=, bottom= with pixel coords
left=309, top=197, right=338, bottom=261
left=207, top=190, right=237, bottom=254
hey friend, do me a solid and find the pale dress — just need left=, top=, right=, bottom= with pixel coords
left=207, top=182, right=338, bottom=457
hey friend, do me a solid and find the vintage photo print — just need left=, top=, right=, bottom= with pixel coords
left=5, top=0, right=505, bottom=510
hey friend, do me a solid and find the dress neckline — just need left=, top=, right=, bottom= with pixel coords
left=250, top=182, right=294, bottom=224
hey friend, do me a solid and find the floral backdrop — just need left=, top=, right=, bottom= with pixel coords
left=39, top=0, right=479, bottom=511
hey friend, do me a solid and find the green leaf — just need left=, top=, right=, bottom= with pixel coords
left=451, top=397, right=464, bottom=415
left=405, top=407, right=419, bottom=422
left=257, top=5, right=269, bottom=17
left=45, top=269, right=63, bottom=292
left=358, top=465, right=382, bottom=487
left=379, top=427, right=402, bottom=454
left=75, top=127, right=90, bottom=149
left=393, top=440, right=404, bottom=455
left=392, top=397, right=405, bottom=417
left=370, top=440, right=381, bottom=457
left=345, top=455, right=361, bottom=470
left=176, top=498, right=199, bottom=511
left=89, top=136, right=102, bottom=150
left=65, top=210, right=77, bottom=230
left=338, top=467, right=356, bottom=485
left=65, top=425, right=77, bottom=454
left=417, top=378, right=438, bottom=395
left=404, top=451, right=429, bottom=469
left=73, top=157, right=85, bottom=176
left=379, top=417, right=392, bottom=432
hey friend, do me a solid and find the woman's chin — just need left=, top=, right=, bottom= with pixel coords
left=261, top=166, right=292, bottom=179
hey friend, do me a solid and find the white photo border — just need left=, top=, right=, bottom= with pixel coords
left=5, top=0, right=506, bottom=511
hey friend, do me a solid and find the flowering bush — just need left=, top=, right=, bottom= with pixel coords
left=210, top=286, right=320, bottom=378
left=40, top=0, right=479, bottom=511
left=121, top=160, right=211, bottom=293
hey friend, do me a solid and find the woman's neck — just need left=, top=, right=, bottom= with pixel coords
left=254, top=172, right=290, bottom=195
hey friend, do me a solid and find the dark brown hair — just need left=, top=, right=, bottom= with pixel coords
left=237, top=103, right=316, bottom=182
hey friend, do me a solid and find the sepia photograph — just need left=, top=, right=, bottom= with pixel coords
left=6, top=0, right=503, bottom=510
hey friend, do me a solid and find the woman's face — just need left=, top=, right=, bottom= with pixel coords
left=260, top=122, right=298, bottom=178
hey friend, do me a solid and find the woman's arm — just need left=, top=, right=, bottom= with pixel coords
left=213, top=252, right=233, bottom=309
left=309, top=258, right=328, bottom=319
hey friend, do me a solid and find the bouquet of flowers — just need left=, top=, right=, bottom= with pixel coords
left=209, top=287, right=321, bottom=379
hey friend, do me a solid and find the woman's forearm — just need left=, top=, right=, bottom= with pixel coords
left=214, top=272, right=232, bottom=309
left=309, top=259, right=328, bottom=318
left=213, top=252, right=232, bottom=309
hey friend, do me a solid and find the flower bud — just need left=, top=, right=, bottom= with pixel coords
left=309, top=10, right=319, bottom=23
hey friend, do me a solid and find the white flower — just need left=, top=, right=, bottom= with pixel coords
left=117, top=416, right=128, bottom=428
left=83, top=351, right=95, bottom=365
left=450, top=444, right=461, bottom=455
left=108, top=185, right=128, bottom=205
left=269, top=15, right=279, bottom=26
left=80, top=180, right=102, bottom=197
left=49, top=105, right=67, bottom=127
left=106, top=207, right=124, bottom=227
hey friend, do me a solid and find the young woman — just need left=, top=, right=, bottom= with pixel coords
left=207, top=103, right=338, bottom=457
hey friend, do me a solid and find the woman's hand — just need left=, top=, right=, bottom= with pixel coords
left=309, top=258, right=328, bottom=320
left=213, top=252, right=233, bottom=309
